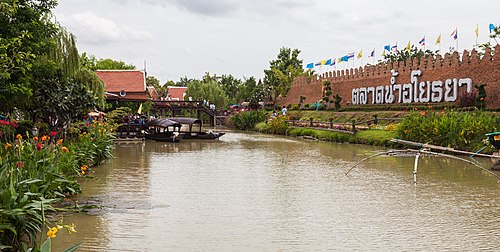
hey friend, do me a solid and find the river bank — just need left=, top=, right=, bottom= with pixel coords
left=241, top=109, right=500, bottom=154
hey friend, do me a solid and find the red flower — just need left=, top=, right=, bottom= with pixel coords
left=16, top=161, right=23, bottom=169
left=36, top=142, right=43, bottom=151
left=50, top=131, right=57, bottom=137
left=92, top=137, right=96, bottom=141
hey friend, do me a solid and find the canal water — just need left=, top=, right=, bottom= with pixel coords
left=53, top=131, right=499, bottom=251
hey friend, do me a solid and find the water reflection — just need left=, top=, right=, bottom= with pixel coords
left=53, top=132, right=500, bottom=251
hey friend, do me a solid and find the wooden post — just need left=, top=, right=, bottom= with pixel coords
left=373, top=114, right=378, bottom=125
left=352, top=120, right=356, bottom=133
left=309, top=117, right=314, bottom=127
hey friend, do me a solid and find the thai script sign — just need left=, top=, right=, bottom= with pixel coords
left=351, top=70, right=472, bottom=105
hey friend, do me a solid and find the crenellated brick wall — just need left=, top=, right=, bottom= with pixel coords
left=281, top=45, right=500, bottom=109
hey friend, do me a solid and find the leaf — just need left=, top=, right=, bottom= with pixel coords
left=40, top=237, right=51, bottom=252
left=63, top=242, right=82, bottom=252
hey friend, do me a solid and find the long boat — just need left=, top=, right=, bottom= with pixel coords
left=144, top=118, right=182, bottom=142
left=168, top=117, right=225, bottom=140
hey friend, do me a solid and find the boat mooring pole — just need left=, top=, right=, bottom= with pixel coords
left=413, top=152, right=420, bottom=184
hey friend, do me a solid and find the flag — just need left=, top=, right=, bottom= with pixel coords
left=391, top=43, right=398, bottom=52
left=382, top=50, right=386, bottom=56
left=341, top=55, right=349, bottom=62
left=490, top=24, right=497, bottom=33
left=320, top=60, right=327, bottom=66
left=435, top=34, right=441, bottom=45
left=451, top=28, right=458, bottom=40
left=315, top=61, right=321, bottom=66
left=419, top=36, right=425, bottom=46
left=330, top=59, right=336, bottom=66
left=406, top=41, right=411, bottom=53
left=475, top=24, right=479, bottom=38
left=325, top=59, right=332, bottom=65
left=357, top=50, right=363, bottom=59
left=338, top=58, right=342, bottom=63
left=384, top=45, right=390, bottom=51
left=137, top=103, right=143, bottom=114
left=347, top=52, right=354, bottom=59
left=306, top=63, right=314, bottom=69
left=369, top=49, right=375, bottom=57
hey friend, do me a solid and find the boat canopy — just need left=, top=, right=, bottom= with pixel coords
left=168, top=117, right=202, bottom=125
left=145, top=118, right=182, bottom=128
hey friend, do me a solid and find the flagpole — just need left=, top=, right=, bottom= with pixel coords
left=456, top=27, right=459, bottom=52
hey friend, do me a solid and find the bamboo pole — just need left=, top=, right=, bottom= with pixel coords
left=390, top=138, right=500, bottom=159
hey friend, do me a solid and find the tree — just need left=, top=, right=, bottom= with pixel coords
left=219, top=74, right=242, bottom=104
left=185, top=79, right=229, bottom=109
left=381, top=45, right=436, bottom=63
left=322, top=81, right=332, bottom=109
left=236, top=77, right=266, bottom=104
left=0, top=0, right=58, bottom=112
left=95, top=58, right=135, bottom=70
left=263, top=47, right=304, bottom=106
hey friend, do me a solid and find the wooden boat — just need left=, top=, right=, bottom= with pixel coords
left=168, top=117, right=225, bottom=140
left=144, top=118, right=182, bottom=142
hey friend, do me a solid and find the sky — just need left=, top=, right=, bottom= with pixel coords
left=53, top=0, right=500, bottom=84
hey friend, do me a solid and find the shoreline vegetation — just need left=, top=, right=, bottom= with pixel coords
left=230, top=109, right=500, bottom=155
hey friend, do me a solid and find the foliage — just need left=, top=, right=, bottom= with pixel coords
left=236, top=77, right=265, bottom=104
left=94, top=58, right=135, bottom=70
left=334, top=94, right=342, bottom=110
left=258, top=116, right=289, bottom=135
left=263, top=47, right=304, bottom=105
left=229, top=110, right=267, bottom=130
left=322, top=81, right=332, bottom=109
left=381, top=45, right=437, bottom=63
left=106, top=107, right=132, bottom=124
left=475, top=84, right=486, bottom=109
left=184, top=79, right=229, bottom=109
left=0, top=119, right=114, bottom=251
left=395, top=110, right=500, bottom=152
left=0, top=0, right=58, bottom=112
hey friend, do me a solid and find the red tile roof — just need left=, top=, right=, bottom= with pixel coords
left=147, top=86, right=159, bottom=101
left=96, top=70, right=146, bottom=93
left=167, top=86, right=188, bottom=101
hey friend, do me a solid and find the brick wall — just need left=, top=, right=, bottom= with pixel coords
left=280, top=45, right=500, bottom=109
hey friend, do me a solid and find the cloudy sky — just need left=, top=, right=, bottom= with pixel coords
left=54, top=0, right=500, bottom=84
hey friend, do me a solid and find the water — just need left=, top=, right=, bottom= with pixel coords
left=53, top=131, right=500, bottom=251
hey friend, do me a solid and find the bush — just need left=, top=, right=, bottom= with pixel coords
left=395, top=110, right=500, bottom=152
left=229, top=110, right=267, bottom=130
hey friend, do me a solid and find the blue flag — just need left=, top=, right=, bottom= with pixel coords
left=490, top=24, right=497, bottom=33
left=384, top=45, right=390, bottom=51
left=306, top=63, right=314, bottom=69
left=325, top=59, right=332, bottom=65
left=330, top=59, right=336, bottom=66
left=369, top=50, right=375, bottom=57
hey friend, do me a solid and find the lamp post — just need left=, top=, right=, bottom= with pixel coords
left=32, top=126, right=38, bottom=137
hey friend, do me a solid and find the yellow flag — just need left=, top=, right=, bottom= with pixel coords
left=435, top=34, right=441, bottom=45
left=357, top=50, right=363, bottom=59
left=338, top=58, right=342, bottom=63
left=475, top=24, right=479, bottom=38
left=320, top=60, right=326, bottom=65
left=137, top=103, right=143, bottom=114
left=382, top=50, right=386, bottom=56
left=406, top=41, right=411, bottom=53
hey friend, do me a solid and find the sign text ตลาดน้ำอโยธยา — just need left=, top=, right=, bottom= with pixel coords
left=351, top=70, right=472, bottom=105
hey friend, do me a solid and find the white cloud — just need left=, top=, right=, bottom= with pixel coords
left=58, top=11, right=153, bottom=44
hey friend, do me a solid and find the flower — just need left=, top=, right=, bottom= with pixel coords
left=16, top=161, right=23, bottom=169
left=57, top=139, right=63, bottom=145
left=4, top=143, right=12, bottom=150
left=404, top=130, right=409, bottom=134
left=66, top=224, right=77, bottom=233
left=33, top=136, right=38, bottom=141
left=47, top=227, right=58, bottom=238
left=16, top=134, right=22, bottom=139
left=82, top=132, right=87, bottom=135
left=50, top=131, right=57, bottom=137
left=41, top=135, right=47, bottom=141
left=81, top=170, right=85, bottom=175
left=36, top=142, right=43, bottom=151
left=61, top=147, right=69, bottom=153
left=81, top=165, right=88, bottom=171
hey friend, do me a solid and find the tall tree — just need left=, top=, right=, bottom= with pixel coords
left=185, top=79, right=229, bottom=109
left=0, top=0, right=58, bottom=112
left=263, top=47, right=304, bottom=105
left=95, top=58, right=135, bottom=70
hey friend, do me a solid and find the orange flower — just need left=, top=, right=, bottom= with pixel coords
left=47, top=227, right=58, bottom=238
left=57, top=139, right=63, bottom=145
left=16, top=134, right=22, bottom=139
left=4, top=143, right=12, bottom=150
left=81, top=165, right=87, bottom=171
left=33, top=136, right=38, bottom=141
left=81, top=170, right=85, bottom=175
left=41, top=135, right=47, bottom=141
left=82, top=132, right=87, bottom=135
left=61, top=147, right=69, bottom=153
left=404, top=130, right=409, bottom=134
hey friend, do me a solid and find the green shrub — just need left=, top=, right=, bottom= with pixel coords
left=229, top=110, right=267, bottom=130
left=395, top=110, right=500, bottom=152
